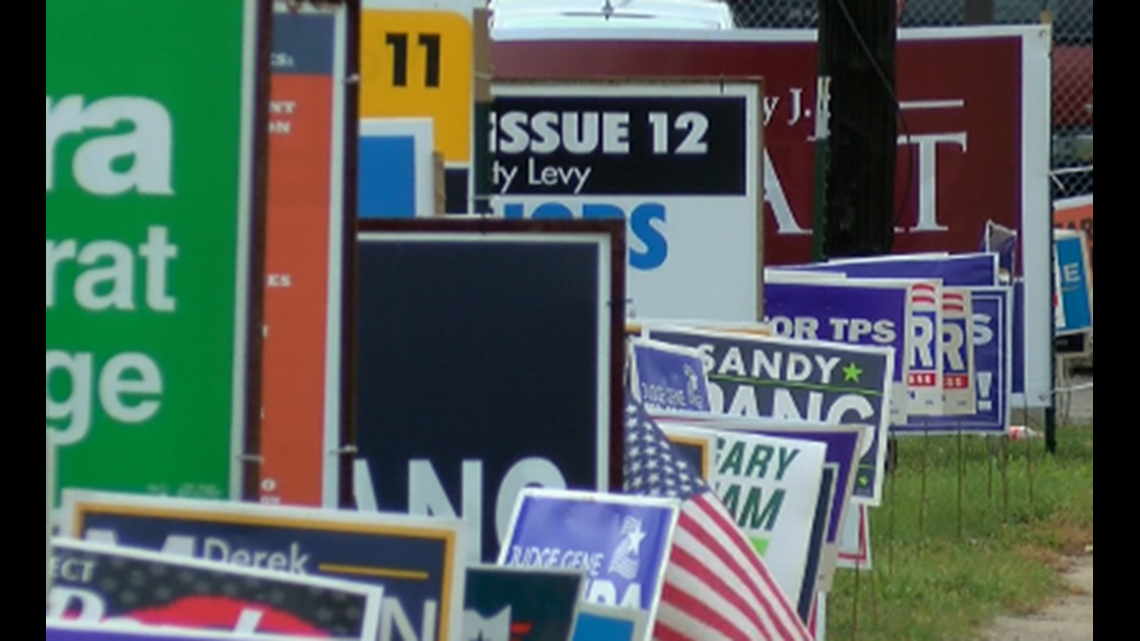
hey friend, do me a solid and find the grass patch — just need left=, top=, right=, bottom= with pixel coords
left=825, top=424, right=1093, bottom=641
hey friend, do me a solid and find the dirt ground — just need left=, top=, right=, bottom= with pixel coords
left=981, top=554, right=1093, bottom=641
left=982, top=374, right=1093, bottom=641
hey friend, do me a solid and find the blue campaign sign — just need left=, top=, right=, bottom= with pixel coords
left=500, top=490, right=678, bottom=621
left=359, top=118, right=434, bottom=218
left=1054, top=232, right=1093, bottom=335
left=629, top=338, right=712, bottom=413
left=58, top=491, right=465, bottom=641
left=763, top=278, right=911, bottom=425
left=572, top=603, right=649, bottom=641
left=909, top=287, right=1012, bottom=434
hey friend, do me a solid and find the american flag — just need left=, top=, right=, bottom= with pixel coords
left=624, top=392, right=814, bottom=641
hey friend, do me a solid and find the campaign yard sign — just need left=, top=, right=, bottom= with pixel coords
left=462, top=566, right=583, bottom=641
left=259, top=1, right=355, bottom=508
left=941, top=289, right=977, bottom=415
left=358, top=118, right=436, bottom=219
left=762, top=276, right=912, bottom=424
left=712, top=431, right=827, bottom=617
left=352, top=219, right=626, bottom=564
left=906, top=287, right=1013, bottom=434
left=46, top=0, right=268, bottom=506
left=490, top=79, right=765, bottom=322
left=500, top=490, right=679, bottom=623
left=47, top=621, right=261, bottom=641
left=628, top=338, right=712, bottom=414
left=360, top=0, right=481, bottom=214
left=492, top=27, right=1054, bottom=410
left=644, top=327, right=892, bottom=506
left=837, top=505, right=872, bottom=570
left=48, top=540, right=383, bottom=640
left=59, top=490, right=465, bottom=641
left=652, top=413, right=862, bottom=595
left=1054, top=229, right=1094, bottom=336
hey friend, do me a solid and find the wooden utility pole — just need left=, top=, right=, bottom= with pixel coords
left=814, top=0, right=898, bottom=260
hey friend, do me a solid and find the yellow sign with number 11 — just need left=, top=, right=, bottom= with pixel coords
left=361, top=0, right=474, bottom=173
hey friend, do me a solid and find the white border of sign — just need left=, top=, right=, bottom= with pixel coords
left=358, top=118, right=436, bottom=218
left=491, top=25, right=1053, bottom=408
left=227, top=0, right=264, bottom=503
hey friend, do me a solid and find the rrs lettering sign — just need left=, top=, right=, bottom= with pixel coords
left=490, top=80, right=764, bottom=322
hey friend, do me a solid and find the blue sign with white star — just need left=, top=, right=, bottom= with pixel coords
left=499, top=489, right=679, bottom=619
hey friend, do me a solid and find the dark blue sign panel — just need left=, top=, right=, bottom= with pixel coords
left=61, top=492, right=463, bottom=641
left=463, top=567, right=583, bottom=641
left=353, top=220, right=625, bottom=564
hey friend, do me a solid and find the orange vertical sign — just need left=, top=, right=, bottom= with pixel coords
left=260, top=8, right=348, bottom=506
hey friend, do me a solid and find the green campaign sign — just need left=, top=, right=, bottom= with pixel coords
left=45, top=0, right=268, bottom=506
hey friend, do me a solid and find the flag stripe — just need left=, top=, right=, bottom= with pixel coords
left=666, top=553, right=772, bottom=639
left=692, top=496, right=811, bottom=638
left=671, top=523, right=776, bottom=635
left=622, top=392, right=813, bottom=641
left=660, top=581, right=751, bottom=640
left=679, top=499, right=803, bottom=639
left=652, top=620, right=699, bottom=641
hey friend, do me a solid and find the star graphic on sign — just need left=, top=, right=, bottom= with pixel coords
left=628, top=524, right=647, bottom=555
left=843, top=363, right=863, bottom=383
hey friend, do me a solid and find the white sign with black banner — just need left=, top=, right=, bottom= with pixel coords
left=490, top=79, right=765, bottom=321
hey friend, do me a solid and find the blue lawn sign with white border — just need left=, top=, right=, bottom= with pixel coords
left=500, top=489, right=678, bottom=622
left=358, top=118, right=434, bottom=219
left=1054, top=230, right=1093, bottom=335
left=629, top=338, right=712, bottom=414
